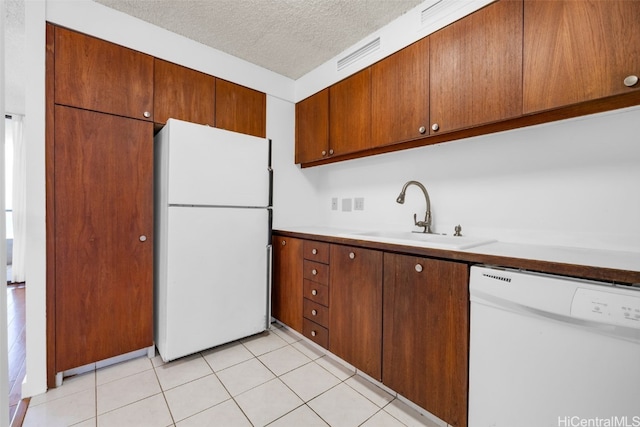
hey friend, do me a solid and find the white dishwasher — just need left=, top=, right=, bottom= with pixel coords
left=469, top=266, right=640, bottom=427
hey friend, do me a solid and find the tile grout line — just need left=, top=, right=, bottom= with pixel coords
left=199, top=348, right=254, bottom=426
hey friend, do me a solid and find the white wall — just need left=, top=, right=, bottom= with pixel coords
left=267, top=96, right=323, bottom=228
left=281, top=107, right=640, bottom=252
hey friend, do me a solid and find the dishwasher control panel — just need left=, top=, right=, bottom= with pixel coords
left=571, top=287, right=640, bottom=328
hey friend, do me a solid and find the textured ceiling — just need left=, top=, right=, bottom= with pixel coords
left=92, top=0, right=424, bottom=79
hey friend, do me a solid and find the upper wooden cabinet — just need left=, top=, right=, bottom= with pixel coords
left=154, top=59, right=215, bottom=126
left=329, top=68, right=372, bottom=157
left=215, top=79, right=267, bottom=138
left=372, top=36, right=430, bottom=147
left=295, top=89, right=329, bottom=164
left=54, top=26, right=154, bottom=121
left=430, top=0, right=523, bottom=134
left=523, top=0, right=640, bottom=113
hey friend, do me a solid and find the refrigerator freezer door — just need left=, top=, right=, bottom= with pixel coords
left=160, top=119, right=269, bottom=207
left=155, top=206, right=270, bottom=362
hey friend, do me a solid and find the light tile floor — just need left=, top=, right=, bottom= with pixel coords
left=23, top=323, right=442, bottom=427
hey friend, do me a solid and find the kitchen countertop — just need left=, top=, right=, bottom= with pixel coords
left=274, top=226, right=640, bottom=285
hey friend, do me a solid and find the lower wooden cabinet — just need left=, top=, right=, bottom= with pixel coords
left=271, top=235, right=471, bottom=426
left=329, top=245, right=383, bottom=380
left=271, top=236, right=303, bottom=332
left=383, top=253, right=469, bottom=427
left=301, top=241, right=331, bottom=346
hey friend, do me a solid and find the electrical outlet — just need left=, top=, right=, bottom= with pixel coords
left=331, top=197, right=338, bottom=211
left=341, top=198, right=352, bottom=212
left=354, top=197, right=365, bottom=211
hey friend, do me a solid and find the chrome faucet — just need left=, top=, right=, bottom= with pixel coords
left=396, top=180, right=432, bottom=233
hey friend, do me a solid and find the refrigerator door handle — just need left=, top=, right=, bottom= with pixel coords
left=266, top=244, right=273, bottom=330
left=268, top=139, right=273, bottom=208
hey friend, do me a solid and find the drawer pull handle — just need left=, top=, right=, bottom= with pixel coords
left=349, top=252, right=355, bottom=260
left=281, top=240, right=286, bottom=246
left=311, top=289, right=318, bottom=296
left=312, top=269, right=318, bottom=275
left=311, top=330, right=317, bottom=337
left=311, top=309, right=317, bottom=316
left=312, top=248, right=318, bottom=255
left=415, top=264, right=423, bottom=273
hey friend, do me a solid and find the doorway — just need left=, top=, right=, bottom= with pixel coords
left=4, top=115, right=26, bottom=424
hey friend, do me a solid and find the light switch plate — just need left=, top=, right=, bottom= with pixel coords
left=342, top=198, right=352, bottom=212
left=354, top=197, right=365, bottom=211
left=331, top=197, right=338, bottom=210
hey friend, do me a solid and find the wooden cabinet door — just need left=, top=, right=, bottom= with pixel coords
left=523, top=0, right=640, bottom=113
left=271, top=236, right=303, bottom=332
left=329, top=245, right=382, bottom=380
left=295, top=89, right=329, bottom=164
left=54, top=26, right=154, bottom=121
left=154, top=59, right=215, bottom=126
left=383, top=253, right=469, bottom=427
left=215, top=79, right=266, bottom=137
left=372, top=37, right=430, bottom=147
left=329, top=68, right=372, bottom=156
left=54, top=106, right=153, bottom=372
left=430, top=0, right=523, bottom=133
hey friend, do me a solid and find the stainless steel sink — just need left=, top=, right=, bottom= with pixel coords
left=352, top=231, right=496, bottom=250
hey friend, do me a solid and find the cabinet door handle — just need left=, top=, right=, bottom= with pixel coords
left=311, top=309, right=317, bottom=316
left=415, top=263, right=423, bottom=273
left=624, top=75, right=639, bottom=87
left=418, top=126, right=426, bottom=134
left=329, top=149, right=334, bottom=155
left=312, top=269, right=318, bottom=275
left=139, top=235, right=147, bottom=242
left=281, top=240, right=286, bottom=246
left=431, top=123, right=439, bottom=132
left=143, top=111, right=151, bottom=118
left=349, top=252, right=355, bottom=260
left=322, top=150, right=327, bottom=156
left=311, top=330, right=317, bottom=337
left=312, top=248, right=318, bottom=255
left=311, top=289, right=318, bottom=296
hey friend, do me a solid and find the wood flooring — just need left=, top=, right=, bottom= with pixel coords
left=7, top=284, right=26, bottom=425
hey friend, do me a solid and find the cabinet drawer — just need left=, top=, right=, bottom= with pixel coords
left=303, top=298, right=329, bottom=327
left=303, top=240, right=330, bottom=264
left=303, top=280, right=329, bottom=306
left=303, top=318, right=328, bottom=349
left=303, top=260, right=329, bottom=285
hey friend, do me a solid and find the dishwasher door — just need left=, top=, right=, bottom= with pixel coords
left=468, top=266, right=640, bottom=427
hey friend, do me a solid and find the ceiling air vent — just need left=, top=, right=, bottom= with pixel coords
left=337, top=37, right=381, bottom=71
left=420, top=0, right=446, bottom=27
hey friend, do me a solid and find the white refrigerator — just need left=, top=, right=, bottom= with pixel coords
left=154, top=119, right=272, bottom=362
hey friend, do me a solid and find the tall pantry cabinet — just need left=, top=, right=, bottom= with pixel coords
left=46, top=24, right=154, bottom=385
